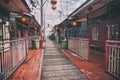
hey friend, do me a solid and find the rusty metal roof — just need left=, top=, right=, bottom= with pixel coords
left=0, top=0, right=30, bottom=13
left=69, top=0, right=114, bottom=19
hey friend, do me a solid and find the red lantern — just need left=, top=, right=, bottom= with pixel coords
left=51, top=0, right=57, bottom=5
left=29, top=19, right=33, bottom=24
left=51, top=5, right=56, bottom=10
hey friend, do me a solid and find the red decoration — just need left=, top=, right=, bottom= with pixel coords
left=51, top=5, right=56, bottom=10
left=51, top=0, right=57, bottom=5
left=71, top=21, right=77, bottom=27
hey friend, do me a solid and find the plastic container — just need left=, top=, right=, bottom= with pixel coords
left=61, top=40, right=68, bottom=49
left=32, top=39, right=40, bottom=49
left=35, top=39, right=40, bottom=49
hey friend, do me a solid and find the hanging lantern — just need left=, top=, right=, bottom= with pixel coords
left=29, top=19, right=33, bottom=24
left=51, top=0, right=57, bottom=5
left=21, top=16, right=26, bottom=22
left=60, top=28, right=62, bottom=30
left=51, top=5, right=56, bottom=10
left=71, top=20, right=77, bottom=27
left=55, top=27, right=58, bottom=30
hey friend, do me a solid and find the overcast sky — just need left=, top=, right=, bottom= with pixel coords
left=26, top=0, right=87, bottom=36
left=44, top=0, right=87, bottom=27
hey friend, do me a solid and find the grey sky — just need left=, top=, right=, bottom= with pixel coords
left=44, top=0, right=87, bottom=26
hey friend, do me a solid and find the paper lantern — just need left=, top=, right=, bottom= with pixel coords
left=21, top=16, right=26, bottom=22
left=51, top=5, right=56, bottom=10
left=51, top=0, right=57, bottom=5
left=71, top=21, right=77, bottom=27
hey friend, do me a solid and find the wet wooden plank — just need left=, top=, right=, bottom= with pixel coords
left=42, top=39, right=88, bottom=80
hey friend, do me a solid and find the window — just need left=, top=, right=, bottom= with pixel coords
left=0, top=19, right=2, bottom=41
left=92, top=27, right=98, bottom=40
left=3, top=21, right=10, bottom=40
left=108, top=24, right=119, bottom=40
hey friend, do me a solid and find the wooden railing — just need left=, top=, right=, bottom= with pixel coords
left=68, top=37, right=90, bottom=60
left=0, top=38, right=28, bottom=80
left=105, top=40, right=120, bottom=79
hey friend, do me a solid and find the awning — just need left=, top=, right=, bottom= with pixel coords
left=0, top=0, right=30, bottom=13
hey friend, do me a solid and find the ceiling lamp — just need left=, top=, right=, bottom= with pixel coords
left=71, top=20, right=77, bottom=27
left=51, top=0, right=57, bottom=5
left=21, top=16, right=26, bottom=22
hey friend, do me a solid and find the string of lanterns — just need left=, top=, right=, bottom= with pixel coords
left=50, top=0, right=77, bottom=27
left=21, top=16, right=38, bottom=31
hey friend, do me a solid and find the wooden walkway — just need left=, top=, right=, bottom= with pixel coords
left=41, top=39, right=88, bottom=80
left=10, top=49, right=43, bottom=80
left=9, top=39, right=116, bottom=80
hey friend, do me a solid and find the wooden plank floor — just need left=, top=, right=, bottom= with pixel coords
left=59, top=47, right=117, bottom=80
left=41, top=39, right=88, bottom=80
left=9, top=49, right=43, bottom=80
left=9, top=39, right=117, bottom=80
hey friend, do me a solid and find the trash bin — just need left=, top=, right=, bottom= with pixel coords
left=32, top=39, right=40, bottom=49
left=35, top=39, right=40, bottom=49
left=0, top=72, right=5, bottom=80
left=61, top=40, right=68, bottom=49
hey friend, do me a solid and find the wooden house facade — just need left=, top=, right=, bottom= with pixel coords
left=87, top=0, right=120, bottom=52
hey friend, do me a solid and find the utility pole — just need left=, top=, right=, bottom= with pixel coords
left=40, top=0, right=43, bottom=48
left=41, top=0, right=47, bottom=40
left=41, top=0, right=43, bottom=33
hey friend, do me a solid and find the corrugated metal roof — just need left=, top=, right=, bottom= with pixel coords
left=0, top=0, right=30, bottom=13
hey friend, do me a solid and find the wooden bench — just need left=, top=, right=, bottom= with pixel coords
left=90, top=45, right=99, bottom=51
